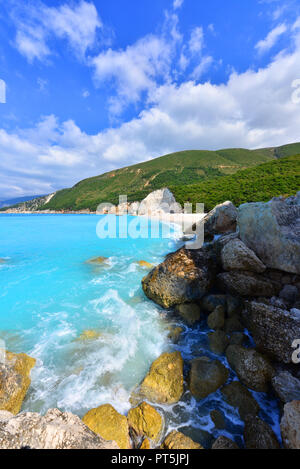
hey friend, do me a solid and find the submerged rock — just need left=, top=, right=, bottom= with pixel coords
left=243, top=301, right=300, bottom=363
left=82, top=404, right=130, bottom=449
left=0, top=408, right=118, bottom=449
left=212, top=436, right=239, bottom=449
left=221, top=238, right=266, bottom=273
left=142, top=246, right=216, bottom=308
left=167, top=326, right=183, bottom=343
left=76, top=330, right=101, bottom=341
left=86, top=256, right=108, bottom=264
left=217, top=271, right=280, bottom=297
left=221, top=381, right=260, bottom=420
left=280, top=400, right=300, bottom=449
left=161, top=430, right=203, bottom=449
left=204, top=201, right=238, bottom=236
left=139, top=352, right=184, bottom=404
left=238, top=197, right=300, bottom=274
left=127, top=402, right=163, bottom=442
left=0, top=351, right=36, bottom=414
left=272, top=371, right=300, bottom=404
left=137, top=260, right=154, bottom=269
left=188, top=356, right=229, bottom=399
left=226, top=345, right=274, bottom=392
left=244, top=415, right=280, bottom=449
left=174, top=303, right=201, bottom=326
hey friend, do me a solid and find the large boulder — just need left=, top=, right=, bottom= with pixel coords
left=139, top=352, right=184, bottom=404
left=221, top=238, right=266, bottom=273
left=127, top=402, right=163, bottom=442
left=280, top=400, right=300, bottom=449
left=161, top=431, right=203, bottom=449
left=208, top=330, right=229, bottom=355
left=82, top=404, right=130, bottom=449
left=207, top=306, right=225, bottom=330
left=204, top=201, right=238, bottom=236
left=217, top=271, right=280, bottom=297
left=244, top=415, right=280, bottom=449
left=226, top=345, right=274, bottom=392
left=0, top=351, right=36, bottom=414
left=188, top=357, right=229, bottom=399
left=238, top=198, right=300, bottom=274
left=142, top=246, right=217, bottom=308
left=272, top=371, right=300, bottom=404
left=221, top=381, right=260, bottom=420
left=243, top=301, right=300, bottom=363
left=0, top=408, right=118, bottom=449
left=138, top=188, right=182, bottom=216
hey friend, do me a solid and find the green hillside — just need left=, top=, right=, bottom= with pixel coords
left=172, top=154, right=300, bottom=211
left=41, top=142, right=300, bottom=211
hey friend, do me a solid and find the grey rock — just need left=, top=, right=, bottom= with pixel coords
left=212, top=436, right=239, bottom=449
left=280, top=400, right=300, bottom=449
left=272, top=371, right=300, bottom=404
left=207, top=306, right=225, bottom=330
left=221, top=238, right=266, bottom=273
left=204, top=201, right=238, bottom=236
left=244, top=415, right=280, bottom=449
left=217, top=271, right=280, bottom=298
left=238, top=198, right=300, bottom=274
left=0, top=408, right=119, bottom=449
left=221, top=381, right=260, bottom=420
left=188, top=357, right=229, bottom=400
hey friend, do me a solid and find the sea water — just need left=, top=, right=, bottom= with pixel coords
left=0, top=214, right=281, bottom=447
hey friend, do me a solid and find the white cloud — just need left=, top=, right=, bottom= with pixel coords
left=82, top=90, right=90, bottom=98
left=1, top=29, right=300, bottom=199
left=173, top=0, right=184, bottom=10
left=255, top=23, right=287, bottom=54
left=188, top=27, right=204, bottom=54
left=191, top=56, right=213, bottom=79
left=12, top=0, right=102, bottom=62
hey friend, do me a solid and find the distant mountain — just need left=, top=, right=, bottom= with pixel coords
left=41, top=142, right=300, bottom=211
left=2, top=141, right=300, bottom=212
left=0, top=195, right=45, bottom=209
left=172, top=154, right=300, bottom=211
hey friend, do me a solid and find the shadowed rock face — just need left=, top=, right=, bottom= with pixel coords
left=244, top=415, right=280, bottom=449
left=188, top=356, right=229, bottom=400
left=243, top=301, right=300, bottom=364
left=238, top=198, right=300, bottom=274
left=217, top=270, right=280, bottom=297
left=0, top=351, right=36, bottom=415
left=272, top=371, right=300, bottom=404
left=0, top=408, right=119, bottom=449
left=142, top=246, right=217, bottom=308
left=204, top=201, right=238, bottom=236
left=221, top=238, right=266, bottom=273
left=212, top=436, right=239, bottom=449
left=280, top=400, right=300, bottom=449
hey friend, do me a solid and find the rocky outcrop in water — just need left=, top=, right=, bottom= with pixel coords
left=138, top=352, right=184, bottom=404
left=212, top=436, right=239, bottom=449
left=0, top=408, right=118, bottom=449
left=127, top=402, right=163, bottom=442
left=0, top=351, right=36, bottom=414
left=82, top=404, right=130, bottom=449
left=271, top=371, right=300, bottom=404
left=142, top=246, right=217, bottom=308
left=188, top=356, right=229, bottom=399
left=204, top=201, right=238, bottom=237
left=220, top=238, right=266, bottom=273
left=243, top=415, right=280, bottom=449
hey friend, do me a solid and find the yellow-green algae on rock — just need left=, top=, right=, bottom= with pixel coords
left=82, top=404, right=130, bottom=449
left=76, top=330, right=101, bottom=341
left=0, top=351, right=36, bottom=414
left=161, top=431, right=203, bottom=449
left=127, top=401, right=163, bottom=442
left=139, top=352, right=184, bottom=404
left=137, top=260, right=154, bottom=269
left=86, top=256, right=108, bottom=265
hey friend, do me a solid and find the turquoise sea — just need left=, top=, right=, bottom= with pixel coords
left=0, top=214, right=281, bottom=447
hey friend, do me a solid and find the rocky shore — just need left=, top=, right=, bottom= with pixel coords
left=1, top=192, right=299, bottom=449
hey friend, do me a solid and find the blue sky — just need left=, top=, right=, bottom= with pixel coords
left=0, top=0, right=300, bottom=199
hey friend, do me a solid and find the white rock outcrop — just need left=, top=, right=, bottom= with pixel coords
left=138, top=188, right=182, bottom=216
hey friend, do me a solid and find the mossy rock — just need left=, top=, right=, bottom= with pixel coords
left=174, top=303, right=201, bottom=326
left=0, top=351, right=36, bottom=415
left=189, top=356, right=229, bottom=400
left=127, top=402, right=163, bottom=441
left=82, top=404, right=130, bottom=449
left=139, top=352, right=184, bottom=404
left=208, top=330, right=229, bottom=355
left=161, top=431, right=203, bottom=449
